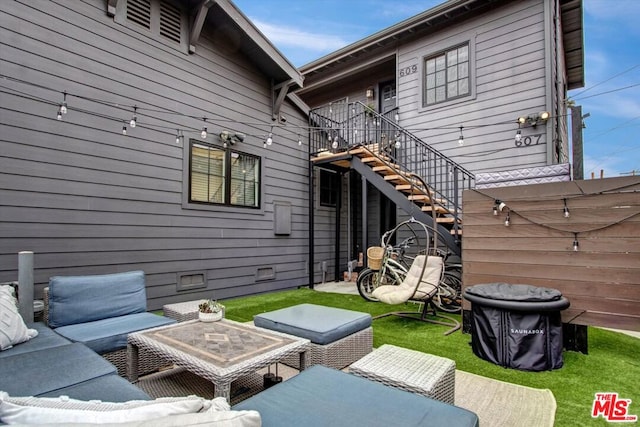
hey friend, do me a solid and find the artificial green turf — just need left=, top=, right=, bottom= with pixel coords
left=222, top=288, right=640, bottom=427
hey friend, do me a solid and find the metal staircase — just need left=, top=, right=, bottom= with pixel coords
left=309, top=100, right=474, bottom=255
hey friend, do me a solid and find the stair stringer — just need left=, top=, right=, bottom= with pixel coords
left=351, top=156, right=461, bottom=256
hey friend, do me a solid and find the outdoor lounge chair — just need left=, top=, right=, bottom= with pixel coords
left=372, top=254, right=461, bottom=335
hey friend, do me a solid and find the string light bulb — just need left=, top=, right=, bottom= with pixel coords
left=60, top=91, right=67, bottom=115
left=573, top=233, right=579, bottom=251
left=122, top=124, right=127, bottom=135
left=129, top=106, right=137, bottom=128
left=266, top=132, right=273, bottom=146
left=515, top=129, right=522, bottom=143
left=504, top=210, right=510, bottom=226
left=297, top=134, right=302, bottom=146
left=331, top=136, right=338, bottom=149
left=57, top=108, right=63, bottom=120
left=458, top=126, right=464, bottom=146
left=201, top=118, right=207, bottom=139
left=175, top=129, right=181, bottom=144
left=563, top=199, right=570, bottom=218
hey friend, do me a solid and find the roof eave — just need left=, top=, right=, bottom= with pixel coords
left=216, top=0, right=304, bottom=88
left=299, top=0, right=477, bottom=74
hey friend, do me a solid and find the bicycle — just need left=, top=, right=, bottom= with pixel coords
left=356, top=219, right=462, bottom=313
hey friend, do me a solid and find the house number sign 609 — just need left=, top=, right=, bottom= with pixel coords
left=515, top=134, right=543, bottom=147
left=399, top=64, right=418, bottom=77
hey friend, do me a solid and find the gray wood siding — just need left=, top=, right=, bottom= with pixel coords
left=397, top=0, right=554, bottom=175
left=0, top=0, right=310, bottom=309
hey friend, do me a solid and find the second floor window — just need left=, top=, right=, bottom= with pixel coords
left=424, top=42, right=470, bottom=106
left=189, top=142, right=260, bottom=208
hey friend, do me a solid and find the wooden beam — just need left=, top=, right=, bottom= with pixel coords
left=189, top=0, right=216, bottom=54
left=107, top=0, right=120, bottom=17
left=272, top=79, right=295, bottom=120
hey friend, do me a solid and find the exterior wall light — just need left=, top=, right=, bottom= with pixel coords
left=516, top=111, right=550, bottom=128
left=366, top=87, right=374, bottom=99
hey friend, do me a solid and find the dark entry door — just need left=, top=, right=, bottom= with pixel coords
left=378, top=81, right=397, bottom=239
left=379, top=80, right=396, bottom=113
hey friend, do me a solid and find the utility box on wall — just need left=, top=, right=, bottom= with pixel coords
left=274, top=201, right=292, bottom=235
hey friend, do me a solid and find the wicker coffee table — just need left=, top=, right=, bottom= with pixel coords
left=127, top=319, right=309, bottom=402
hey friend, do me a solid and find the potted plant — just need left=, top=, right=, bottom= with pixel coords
left=198, top=299, right=224, bottom=322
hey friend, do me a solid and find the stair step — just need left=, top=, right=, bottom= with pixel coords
left=372, top=165, right=400, bottom=174
left=384, top=174, right=410, bottom=183
left=407, top=194, right=435, bottom=202
left=419, top=205, right=450, bottom=214
left=435, top=217, right=459, bottom=224
left=360, top=157, right=384, bottom=164
left=358, top=152, right=392, bottom=162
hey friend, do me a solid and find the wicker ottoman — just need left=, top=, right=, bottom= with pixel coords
left=253, top=304, right=373, bottom=370
left=162, top=300, right=207, bottom=322
left=349, top=344, right=456, bottom=404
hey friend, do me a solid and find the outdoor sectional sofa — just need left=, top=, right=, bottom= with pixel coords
left=1, top=278, right=479, bottom=426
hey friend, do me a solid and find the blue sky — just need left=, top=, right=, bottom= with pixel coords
left=234, top=0, right=639, bottom=178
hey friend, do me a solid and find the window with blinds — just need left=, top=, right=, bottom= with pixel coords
left=189, top=142, right=260, bottom=208
left=424, top=42, right=470, bottom=106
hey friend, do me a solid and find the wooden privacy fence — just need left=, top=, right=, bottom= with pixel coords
left=461, top=176, right=640, bottom=332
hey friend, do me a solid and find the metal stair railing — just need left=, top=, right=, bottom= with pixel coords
left=309, top=100, right=475, bottom=228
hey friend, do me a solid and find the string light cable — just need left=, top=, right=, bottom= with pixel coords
left=0, top=73, right=572, bottom=147
left=474, top=187, right=640, bottom=250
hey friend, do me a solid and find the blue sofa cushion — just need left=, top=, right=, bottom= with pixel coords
left=234, top=365, right=479, bottom=427
left=48, top=271, right=147, bottom=328
left=0, top=322, right=70, bottom=359
left=253, top=304, right=372, bottom=345
left=0, top=343, right=116, bottom=397
left=53, top=312, right=176, bottom=354
left=39, top=374, right=152, bottom=402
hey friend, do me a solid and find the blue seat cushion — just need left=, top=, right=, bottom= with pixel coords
left=54, top=312, right=176, bottom=354
left=0, top=322, right=70, bottom=359
left=48, top=270, right=147, bottom=328
left=40, top=374, right=151, bottom=402
left=0, top=343, right=116, bottom=397
left=234, top=365, right=479, bottom=427
left=253, top=304, right=372, bottom=345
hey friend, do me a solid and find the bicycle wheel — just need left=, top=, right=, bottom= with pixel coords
left=357, top=268, right=398, bottom=302
left=435, top=271, right=462, bottom=313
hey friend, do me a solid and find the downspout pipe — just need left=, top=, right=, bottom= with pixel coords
left=308, top=156, right=315, bottom=289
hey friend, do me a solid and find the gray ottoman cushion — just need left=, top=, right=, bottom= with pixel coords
left=234, top=365, right=479, bottom=427
left=253, top=304, right=372, bottom=345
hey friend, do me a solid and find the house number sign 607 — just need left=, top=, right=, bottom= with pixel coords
left=399, top=65, right=418, bottom=77
left=515, top=134, right=543, bottom=147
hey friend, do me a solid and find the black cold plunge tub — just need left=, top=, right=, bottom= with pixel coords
left=463, top=283, right=570, bottom=371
